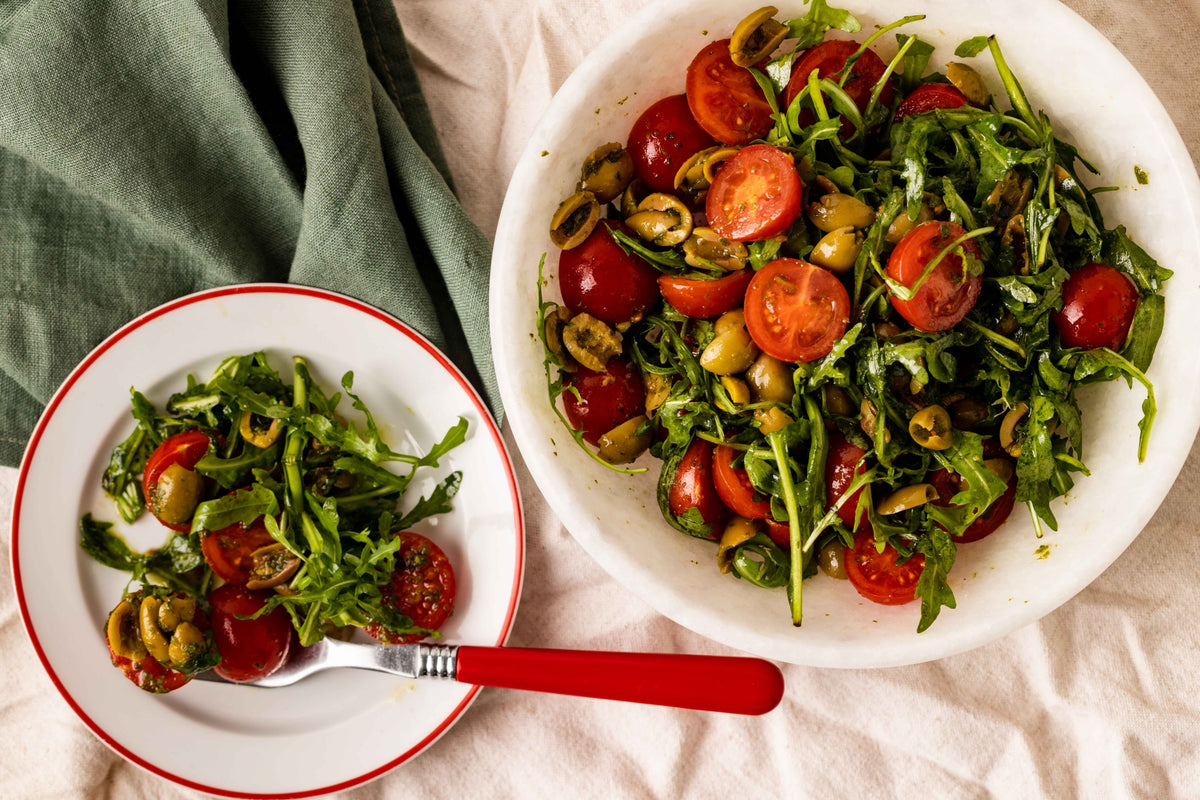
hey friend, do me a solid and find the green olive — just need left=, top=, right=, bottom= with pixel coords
left=682, top=226, right=748, bottom=271
left=106, top=598, right=147, bottom=661
left=643, top=371, right=673, bottom=412
left=745, top=352, right=795, bottom=404
left=626, top=193, right=693, bottom=246
left=945, top=62, right=991, bottom=107
left=809, top=225, right=863, bottom=273
left=948, top=396, right=989, bottom=430
left=674, top=146, right=738, bottom=198
left=139, top=596, right=171, bottom=663
left=168, top=621, right=207, bottom=667
left=549, top=190, right=601, bottom=250
left=562, top=312, right=622, bottom=372
left=908, top=404, right=954, bottom=450
left=823, top=384, right=854, bottom=417
left=885, top=202, right=934, bottom=243
left=543, top=304, right=576, bottom=370
left=730, top=7, right=787, bottom=67
left=580, top=143, right=635, bottom=204
left=999, top=401, right=1029, bottom=457
left=818, top=538, right=848, bottom=579
left=807, top=192, right=876, bottom=232
left=720, top=376, right=751, bottom=405
left=620, top=179, right=647, bottom=218
left=876, top=483, right=938, bottom=515
left=157, top=594, right=196, bottom=633
left=717, top=516, right=760, bottom=573
left=713, top=309, right=747, bottom=337
left=152, top=462, right=203, bottom=526
left=239, top=410, right=283, bottom=448
left=246, top=542, right=302, bottom=591
left=700, top=321, right=758, bottom=376
left=597, top=415, right=652, bottom=464
left=754, top=407, right=793, bottom=434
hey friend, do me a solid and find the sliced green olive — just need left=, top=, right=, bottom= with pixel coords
left=754, top=407, right=793, bottom=434
left=745, top=352, right=795, bottom=405
left=720, top=375, right=751, bottom=405
left=106, top=598, right=147, bottom=661
left=246, top=542, right=302, bottom=591
left=626, top=193, right=693, bottom=246
left=945, top=62, right=991, bottom=107
left=597, top=415, right=652, bottom=464
left=818, top=538, right=848, bottom=579
left=153, top=462, right=203, bottom=526
left=643, top=371, right=673, bottom=412
left=620, top=179, right=647, bottom=218
left=908, top=404, right=954, bottom=450
left=713, top=309, right=747, bottom=337
left=580, top=143, right=634, bottom=204
left=157, top=594, right=196, bottom=633
left=717, top=516, right=760, bottom=573
left=139, top=596, right=171, bottom=663
left=876, top=483, right=938, bottom=515
left=885, top=202, right=934, bottom=243
left=860, top=398, right=890, bottom=443
left=562, top=312, right=622, bottom=372
left=549, top=190, right=601, bottom=250
left=999, top=401, right=1029, bottom=457
left=543, top=304, right=576, bottom=370
left=168, top=621, right=207, bottom=667
left=807, top=192, right=876, bottom=232
left=674, top=146, right=738, bottom=199
left=809, top=225, right=862, bottom=273
left=239, top=410, right=283, bottom=448
left=730, top=6, right=787, bottom=67
left=700, top=313, right=758, bottom=375
left=682, top=226, right=748, bottom=271
left=823, top=385, right=854, bottom=417
left=983, top=457, right=1015, bottom=483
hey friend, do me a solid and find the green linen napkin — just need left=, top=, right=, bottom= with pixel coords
left=0, top=0, right=499, bottom=467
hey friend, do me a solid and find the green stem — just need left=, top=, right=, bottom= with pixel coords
left=768, top=429, right=804, bottom=627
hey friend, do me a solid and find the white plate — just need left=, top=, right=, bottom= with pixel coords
left=12, top=285, right=524, bottom=797
left=491, top=0, right=1200, bottom=667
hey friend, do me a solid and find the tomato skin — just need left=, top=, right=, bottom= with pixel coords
left=562, top=357, right=646, bottom=445
left=142, top=430, right=213, bottom=531
left=685, top=39, right=774, bottom=145
left=705, top=144, right=803, bottom=242
left=743, top=258, right=850, bottom=363
left=784, top=40, right=893, bottom=133
left=713, top=444, right=771, bottom=519
left=202, top=514, right=277, bottom=585
left=659, top=268, right=754, bottom=318
left=558, top=220, right=661, bottom=326
left=894, top=82, right=969, bottom=121
left=929, top=467, right=1018, bottom=543
left=668, top=439, right=730, bottom=540
left=367, top=532, right=457, bottom=644
left=844, top=531, right=924, bottom=605
left=626, top=94, right=717, bottom=193
left=1052, top=262, right=1139, bottom=350
left=887, top=221, right=983, bottom=332
left=208, top=584, right=292, bottom=683
left=825, top=432, right=868, bottom=530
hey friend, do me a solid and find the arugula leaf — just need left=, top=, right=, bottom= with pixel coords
left=954, top=36, right=990, bottom=57
left=785, top=0, right=861, bottom=50
left=915, top=528, right=957, bottom=632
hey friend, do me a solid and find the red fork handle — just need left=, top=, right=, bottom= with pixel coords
left=454, top=646, right=785, bottom=715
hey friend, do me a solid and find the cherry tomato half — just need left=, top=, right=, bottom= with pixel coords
left=894, top=82, right=969, bottom=121
left=626, top=94, right=717, bottom=193
left=887, top=221, right=983, bottom=332
left=367, top=532, right=457, bottom=644
left=784, top=40, right=893, bottom=134
left=743, top=258, right=850, bottom=363
left=713, top=444, right=771, bottom=519
left=143, top=429, right=213, bottom=531
left=1052, top=262, right=1139, bottom=350
left=706, top=144, right=803, bottom=242
left=685, top=39, right=774, bottom=145
left=202, top=514, right=277, bottom=585
left=929, top=467, right=1018, bottom=543
left=825, top=432, right=868, bottom=531
left=659, top=268, right=754, bottom=318
left=764, top=518, right=791, bottom=548
left=844, top=530, right=924, bottom=605
left=208, top=584, right=292, bottom=683
left=668, top=439, right=730, bottom=540
left=562, top=357, right=646, bottom=446
left=558, top=220, right=660, bottom=326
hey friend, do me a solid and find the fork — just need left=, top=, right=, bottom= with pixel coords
left=194, top=637, right=785, bottom=715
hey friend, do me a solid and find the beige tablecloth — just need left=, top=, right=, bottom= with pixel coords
left=3, top=1, right=1200, bottom=797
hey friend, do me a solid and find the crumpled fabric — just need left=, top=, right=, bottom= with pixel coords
left=3, top=0, right=1200, bottom=797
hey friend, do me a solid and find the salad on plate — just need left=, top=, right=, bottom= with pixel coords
left=537, top=2, right=1170, bottom=631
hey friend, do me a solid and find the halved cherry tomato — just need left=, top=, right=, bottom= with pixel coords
left=559, top=219, right=660, bottom=326
left=659, top=268, right=754, bottom=318
left=626, top=94, right=717, bottom=193
left=143, top=429, right=213, bottom=531
left=825, top=432, right=868, bottom=530
left=894, top=82, right=969, bottom=121
left=887, top=221, right=983, bottom=332
left=685, top=39, right=774, bottom=145
left=844, top=530, right=924, bottom=605
left=705, top=144, right=802, bottom=242
left=202, top=514, right=277, bottom=585
left=713, top=444, right=771, bottom=519
left=562, top=357, right=646, bottom=445
left=668, top=439, right=730, bottom=540
left=208, top=584, right=292, bottom=682
left=743, top=258, right=850, bottom=363
left=929, top=467, right=1017, bottom=543
left=764, top=518, right=791, bottom=548
left=784, top=40, right=893, bottom=133
left=367, top=532, right=457, bottom=644
left=1052, top=262, right=1139, bottom=350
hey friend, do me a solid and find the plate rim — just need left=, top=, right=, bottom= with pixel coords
left=10, top=283, right=525, bottom=798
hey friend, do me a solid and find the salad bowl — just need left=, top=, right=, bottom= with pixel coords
left=489, top=0, right=1200, bottom=667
